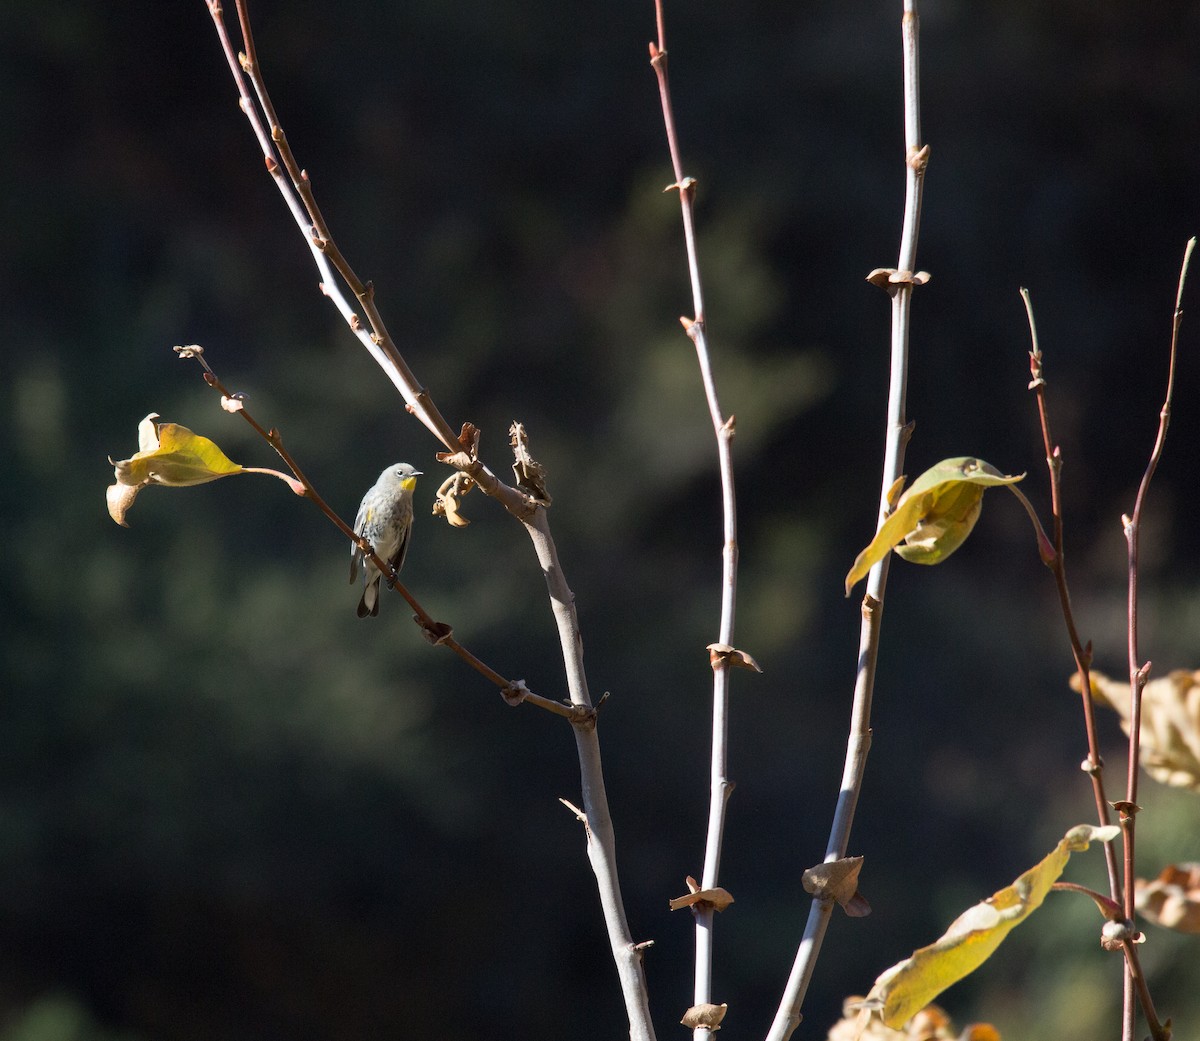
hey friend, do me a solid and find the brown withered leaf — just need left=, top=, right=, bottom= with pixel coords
left=1072, top=669, right=1200, bottom=791
left=669, top=875, right=735, bottom=912
left=707, top=643, right=763, bottom=673
left=435, top=422, right=481, bottom=470
left=1135, top=862, right=1200, bottom=933
left=680, top=1003, right=727, bottom=1030
left=803, top=857, right=871, bottom=917
left=432, top=473, right=476, bottom=528
left=509, top=421, right=552, bottom=506
left=825, top=998, right=999, bottom=1041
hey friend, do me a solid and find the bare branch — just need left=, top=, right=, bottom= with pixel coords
left=1019, top=288, right=1122, bottom=902
left=648, top=3, right=746, bottom=1033
left=1118, top=237, right=1193, bottom=1041
left=768, top=3, right=927, bottom=1037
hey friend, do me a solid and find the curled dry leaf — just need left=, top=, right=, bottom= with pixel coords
left=680, top=1003, right=727, bottom=1031
left=826, top=999, right=995, bottom=1041
left=433, top=473, right=476, bottom=528
left=435, top=421, right=481, bottom=470
left=865, top=268, right=932, bottom=290
left=1135, top=863, right=1200, bottom=933
left=668, top=875, right=735, bottom=912
left=509, top=421, right=552, bottom=506
left=803, top=857, right=871, bottom=918
left=1071, top=669, right=1200, bottom=791
left=707, top=643, right=763, bottom=673
left=845, top=458, right=1025, bottom=595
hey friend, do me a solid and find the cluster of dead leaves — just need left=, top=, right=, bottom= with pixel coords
left=826, top=1000, right=998, bottom=1041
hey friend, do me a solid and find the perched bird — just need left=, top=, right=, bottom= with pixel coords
left=349, top=462, right=421, bottom=617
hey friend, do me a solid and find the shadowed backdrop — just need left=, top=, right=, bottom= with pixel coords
left=2, top=1, right=1199, bottom=1038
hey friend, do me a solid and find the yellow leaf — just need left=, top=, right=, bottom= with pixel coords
left=112, top=413, right=244, bottom=489
left=107, top=413, right=300, bottom=526
left=862, top=825, right=1118, bottom=1029
left=845, top=458, right=1024, bottom=595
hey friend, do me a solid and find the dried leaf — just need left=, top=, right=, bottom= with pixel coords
left=825, top=999, right=996, bottom=1041
left=845, top=458, right=1025, bottom=595
left=1072, top=669, right=1200, bottom=791
left=861, top=825, right=1116, bottom=1029
left=707, top=643, right=763, bottom=673
left=509, top=421, right=552, bottom=506
left=433, top=473, right=476, bottom=528
left=680, top=1003, right=727, bottom=1030
left=803, top=857, right=871, bottom=917
left=669, top=875, right=735, bottom=912
left=1135, top=862, right=1200, bottom=933
left=435, top=422, right=481, bottom=470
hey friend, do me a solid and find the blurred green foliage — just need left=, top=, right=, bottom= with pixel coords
left=1, top=0, right=1199, bottom=1039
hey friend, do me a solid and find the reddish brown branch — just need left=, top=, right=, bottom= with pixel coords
left=1020, top=290, right=1121, bottom=903
left=177, top=346, right=579, bottom=719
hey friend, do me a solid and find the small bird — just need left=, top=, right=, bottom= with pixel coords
left=349, top=462, right=421, bottom=617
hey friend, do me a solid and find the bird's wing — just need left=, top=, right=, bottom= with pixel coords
left=349, top=498, right=371, bottom=581
left=389, top=522, right=412, bottom=575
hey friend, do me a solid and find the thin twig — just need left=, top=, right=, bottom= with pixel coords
left=767, top=4, right=927, bottom=1038
left=1019, top=288, right=1123, bottom=903
left=177, top=345, right=581, bottom=718
left=1117, top=236, right=1193, bottom=1041
left=648, top=4, right=742, bottom=1033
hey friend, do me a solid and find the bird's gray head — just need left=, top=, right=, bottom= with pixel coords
left=382, top=462, right=422, bottom=490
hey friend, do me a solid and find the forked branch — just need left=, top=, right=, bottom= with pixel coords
left=1116, top=236, right=1192, bottom=1041
left=202, top=4, right=654, bottom=1037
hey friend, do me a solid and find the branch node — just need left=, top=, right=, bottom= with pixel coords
left=1112, top=800, right=1142, bottom=821
left=501, top=680, right=529, bottom=707
left=907, top=143, right=931, bottom=171
left=416, top=618, right=454, bottom=646
left=559, top=798, right=590, bottom=832
left=707, top=643, right=762, bottom=673
left=669, top=875, right=735, bottom=913
left=567, top=702, right=599, bottom=731
left=681, top=1003, right=728, bottom=1031
left=865, top=267, right=931, bottom=290
left=663, top=176, right=696, bottom=196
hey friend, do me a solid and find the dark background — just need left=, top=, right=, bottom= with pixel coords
left=2, top=1, right=1199, bottom=1038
